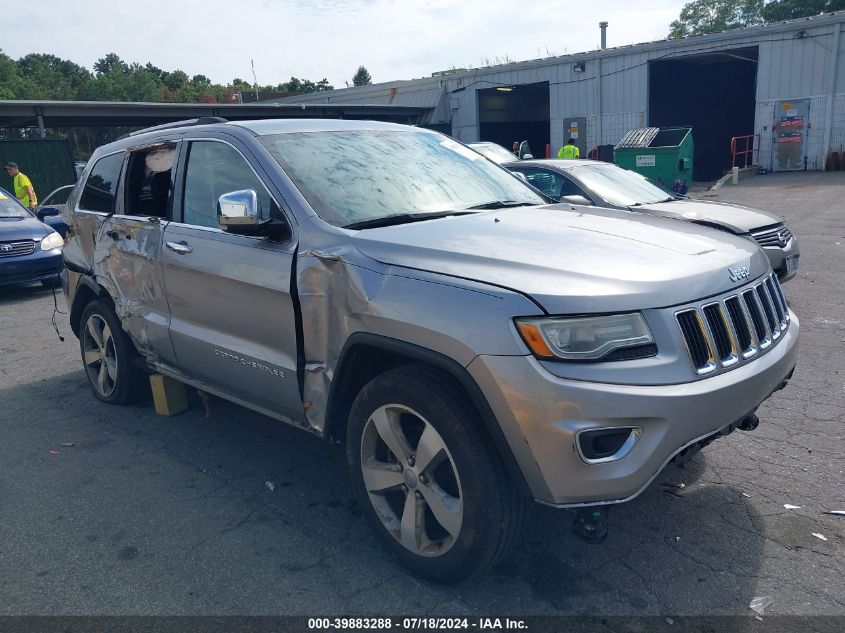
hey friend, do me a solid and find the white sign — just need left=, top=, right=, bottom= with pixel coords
left=636, top=154, right=656, bottom=167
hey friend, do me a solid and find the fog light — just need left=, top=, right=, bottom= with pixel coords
left=577, top=427, right=641, bottom=463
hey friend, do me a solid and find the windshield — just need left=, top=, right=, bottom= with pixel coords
left=469, top=143, right=519, bottom=165
left=260, top=130, right=543, bottom=227
left=567, top=164, right=675, bottom=206
left=0, top=191, right=29, bottom=218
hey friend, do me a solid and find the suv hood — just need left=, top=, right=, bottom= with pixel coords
left=352, top=205, right=770, bottom=314
left=635, top=199, right=782, bottom=234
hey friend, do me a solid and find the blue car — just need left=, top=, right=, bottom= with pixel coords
left=0, top=186, right=65, bottom=288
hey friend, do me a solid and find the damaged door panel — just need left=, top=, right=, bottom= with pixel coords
left=94, top=215, right=174, bottom=364
left=95, top=143, right=179, bottom=365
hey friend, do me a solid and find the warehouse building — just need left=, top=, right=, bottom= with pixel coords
left=276, top=12, right=845, bottom=181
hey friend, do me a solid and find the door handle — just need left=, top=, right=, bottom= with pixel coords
left=165, top=240, right=193, bottom=255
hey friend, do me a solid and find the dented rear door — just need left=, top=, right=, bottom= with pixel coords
left=85, top=149, right=178, bottom=366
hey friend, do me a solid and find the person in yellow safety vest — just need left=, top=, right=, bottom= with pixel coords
left=5, top=162, right=38, bottom=209
left=557, top=138, right=580, bottom=159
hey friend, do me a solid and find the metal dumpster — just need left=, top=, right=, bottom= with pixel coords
left=614, top=127, right=694, bottom=193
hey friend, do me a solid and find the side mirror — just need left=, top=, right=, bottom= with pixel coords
left=512, top=172, right=528, bottom=182
left=562, top=194, right=592, bottom=206
left=218, top=189, right=263, bottom=233
left=37, top=206, right=61, bottom=220
left=522, top=153, right=534, bottom=160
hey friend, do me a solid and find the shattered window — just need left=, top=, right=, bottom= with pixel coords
left=124, top=144, right=176, bottom=218
left=80, top=152, right=124, bottom=213
left=260, top=129, right=544, bottom=228
left=180, top=141, right=277, bottom=228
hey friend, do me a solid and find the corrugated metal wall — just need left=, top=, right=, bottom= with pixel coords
left=276, top=13, right=845, bottom=173
left=445, top=14, right=845, bottom=173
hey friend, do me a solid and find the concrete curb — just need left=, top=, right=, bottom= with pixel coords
left=710, top=166, right=758, bottom=190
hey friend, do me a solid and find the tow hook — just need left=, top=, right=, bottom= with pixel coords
left=738, top=412, right=759, bottom=431
left=572, top=507, right=609, bottom=543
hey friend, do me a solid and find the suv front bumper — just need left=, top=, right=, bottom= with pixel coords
left=467, top=312, right=799, bottom=506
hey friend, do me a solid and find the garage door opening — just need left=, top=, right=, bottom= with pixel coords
left=478, top=82, right=550, bottom=158
left=649, top=47, right=758, bottom=182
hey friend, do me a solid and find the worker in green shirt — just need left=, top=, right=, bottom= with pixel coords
left=557, top=138, right=580, bottom=160
left=5, top=162, right=38, bottom=209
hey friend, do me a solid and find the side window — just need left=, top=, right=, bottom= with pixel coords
left=43, top=186, right=72, bottom=206
left=558, top=176, right=589, bottom=199
left=124, top=144, right=177, bottom=218
left=79, top=153, right=124, bottom=213
left=181, top=141, right=278, bottom=228
left=521, top=170, right=559, bottom=198
left=523, top=169, right=589, bottom=201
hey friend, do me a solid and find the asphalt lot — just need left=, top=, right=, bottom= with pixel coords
left=0, top=171, right=843, bottom=616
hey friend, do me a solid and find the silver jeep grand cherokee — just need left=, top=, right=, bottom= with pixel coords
left=62, top=119, right=798, bottom=583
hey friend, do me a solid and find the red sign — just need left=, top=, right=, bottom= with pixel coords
left=778, top=117, right=804, bottom=130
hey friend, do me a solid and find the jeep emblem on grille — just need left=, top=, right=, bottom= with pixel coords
left=729, top=266, right=750, bottom=282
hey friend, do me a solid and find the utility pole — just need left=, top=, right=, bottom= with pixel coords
left=251, top=59, right=260, bottom=102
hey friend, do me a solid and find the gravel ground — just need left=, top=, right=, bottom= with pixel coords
left=0, top=171, right=842, bottom=616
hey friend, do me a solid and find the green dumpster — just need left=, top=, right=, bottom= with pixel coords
left=614, top=127, right=694, bottom=191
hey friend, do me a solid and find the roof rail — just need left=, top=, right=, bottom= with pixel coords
left=118, top=116, right=228, bottom=140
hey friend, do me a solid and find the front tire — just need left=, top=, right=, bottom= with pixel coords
left=79, top=299, right=143, bottom=405
left=346, top=364, right=528, bottom=583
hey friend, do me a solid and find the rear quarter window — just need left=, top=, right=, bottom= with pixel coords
left=79, top=153, right=124, bottom=213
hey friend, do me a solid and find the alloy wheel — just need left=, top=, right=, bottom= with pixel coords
left=82, top=313, right=118, bottom=398
left=360, top=404, right=463, bottom=557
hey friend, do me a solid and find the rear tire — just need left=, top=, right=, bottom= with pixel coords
left=346, top=363, right=528, bottom=583
left=79, top=299, right=144, bottom=405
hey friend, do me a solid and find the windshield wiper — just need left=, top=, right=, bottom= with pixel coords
left=343, top=211, right=475, bottom=230
left=463, top=200, right=540, bottom=210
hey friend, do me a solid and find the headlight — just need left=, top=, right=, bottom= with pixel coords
left=515, top=313, right=655, bottom=361
left=40, top=231, right=64, bottom=251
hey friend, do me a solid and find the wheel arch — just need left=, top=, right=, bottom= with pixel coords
left=325, top=332, right=532, bottom=497
left=69, top=274, right=109, bottom=337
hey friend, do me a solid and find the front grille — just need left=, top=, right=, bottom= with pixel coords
left=751, top=224, right=792, bottom=248
left=677, top=310, right=713, bottom=372
left=725, top=296, right=752, bottom=352
left=0, top=240, right=37, bottom=258
left=703, top=303, right=735, bottom=363
left=756, top=283, right=779, bottom=335
left=743, top=289, right=769, bottom=345
left=676, top=272, right=789, bottom=375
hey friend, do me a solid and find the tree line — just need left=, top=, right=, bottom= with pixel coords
left=0, top=50, right=336, bottom=104
left=0, top=51, right=376, bottom=159
left=670, top=0, right=845, bottom=38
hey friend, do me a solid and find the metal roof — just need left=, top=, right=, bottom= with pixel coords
left=616, top=128, right=660, bottom=149
left=267, top=11, right=844, bottom=105
left=0, top=100, right=431, bottom=130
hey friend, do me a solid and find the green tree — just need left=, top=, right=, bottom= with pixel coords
left=669, top=0, right=764, bottom=37
left=352, top=65, right=372, bottom=86
left=16, top=53, right=93, bottom=100
left=762, top=0, right=845, bottom=21
left=0, top=50, right=23, bottom=100
left=93, top=52, right=127, bottom=75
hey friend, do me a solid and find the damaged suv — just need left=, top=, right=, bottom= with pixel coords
left=62, top=119, right=798, bottom=583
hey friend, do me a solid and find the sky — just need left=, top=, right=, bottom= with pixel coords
left=4, top=0, right=688, bottom=88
